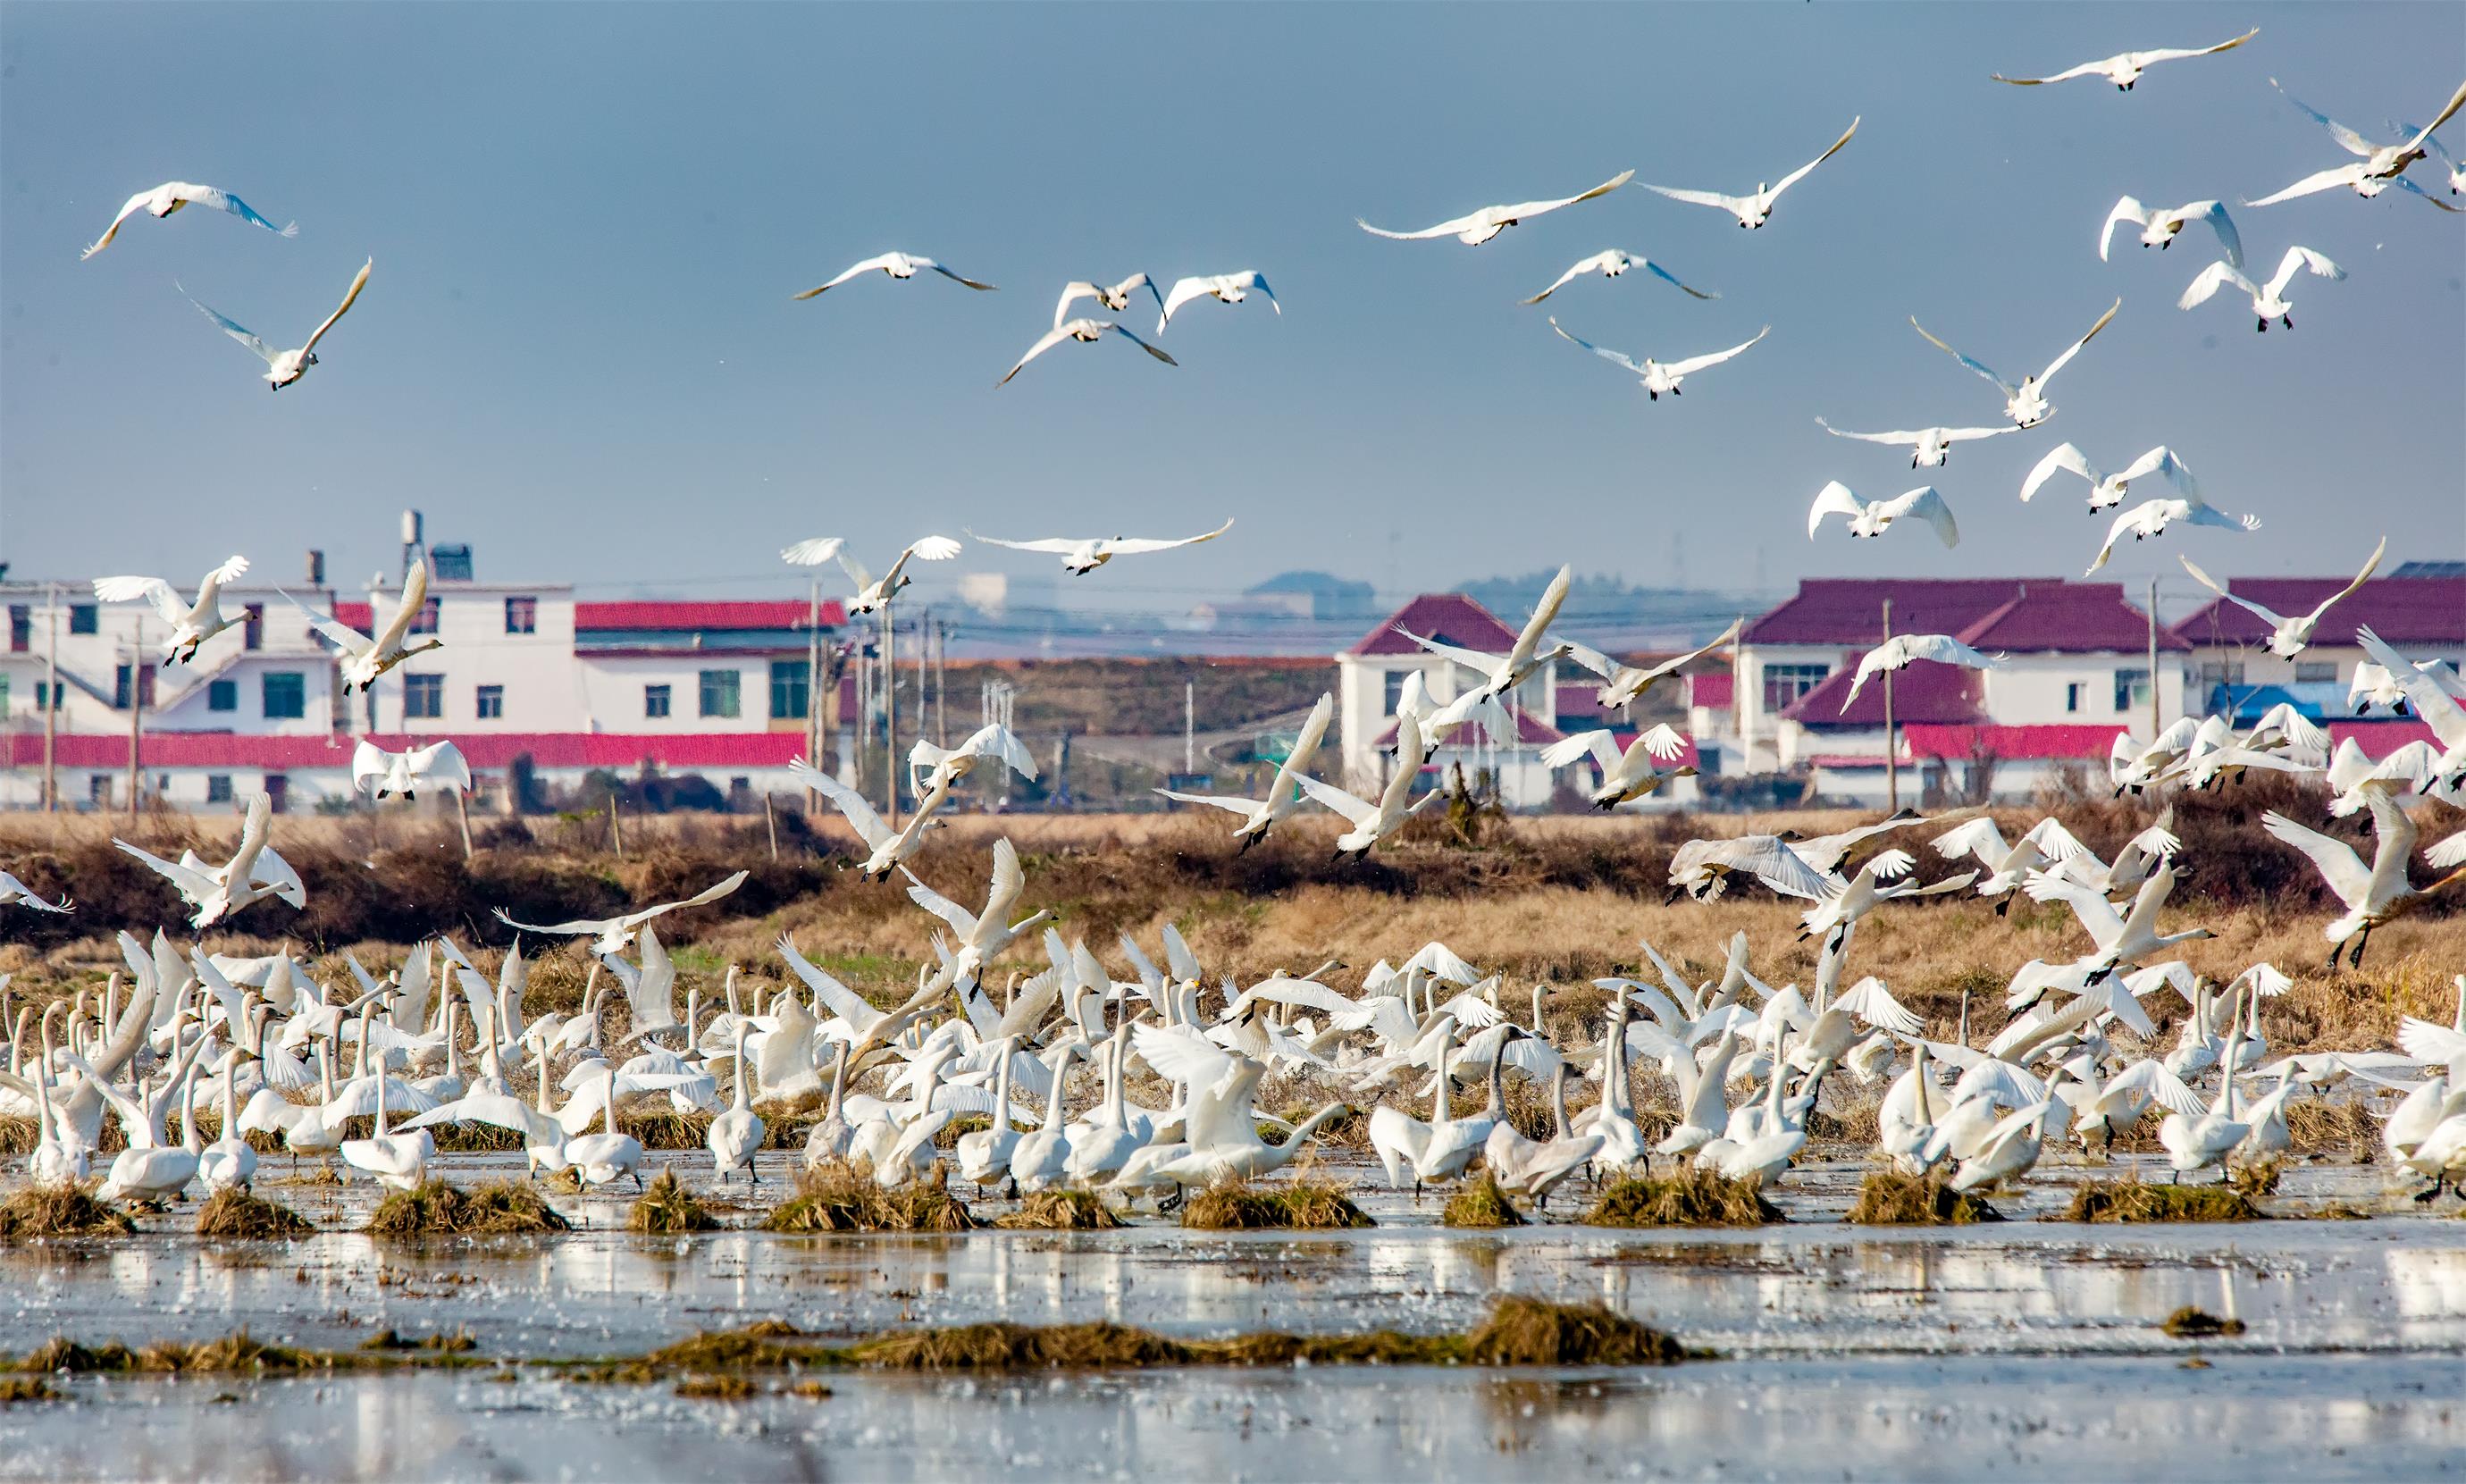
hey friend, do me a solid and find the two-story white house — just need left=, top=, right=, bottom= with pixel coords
left=1332, top=593, right=1570, bottom=807
left=2170, top=566, right=2464, bottom=709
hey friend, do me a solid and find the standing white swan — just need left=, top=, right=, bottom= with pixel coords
left=1990, top=29, right=2257, bottom=90
left=707, top=1022, right=765, bottom=1185
left=967, top=518, right=1231, bottom=574
left=91, top=556, right=250, bottom=665
left=2177, top=537, right=2384, bottom=656
left=182, top=257, right=371, bottom=390
left=1911, top=298, right=2118, bottom=428
left=284, top=559, right=441, bottom=693
left=1807, top=481, right=1960, bottom=548
left=1815, top=418, right=2017, bottom=469
left=1522, top=250, right=1715, bottom=305
left=1357, top=170, right=1632, bottom=246
left=83, top=181, right=297, bottom=258
left=2099, top=197, right=2243, bottom=263
left=2178, top=245, right=2345, bottom=330
left=792, top=252, right=994, bottom=298
left=2019, top=442, right=2196, bottom=511
left=1636, top=118, right=1858, bottom=229
left=1549, top=318, right=1767, bottom=400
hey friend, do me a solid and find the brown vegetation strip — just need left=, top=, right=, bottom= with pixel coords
left=2062, top=1178, right=2265, bottom=1224
left=1846, top=1171, right=2003, bottom=1226
left=1583, top=1170, right=1782, bottom=1228
left=1181, top=1178, right=1371, bottom=1230
left=366, top=1180, right=572, bottom=1237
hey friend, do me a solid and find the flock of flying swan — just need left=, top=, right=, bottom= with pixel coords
left=15, top=33, right=2466, bottom=1218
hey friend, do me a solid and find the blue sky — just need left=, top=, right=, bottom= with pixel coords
left=3, top=2, right=2459, bottom=618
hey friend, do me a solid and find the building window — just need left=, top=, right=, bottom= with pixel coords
left=504, top=596, right=536, bottom=634
left=113, top=665, right=157, bottom=710
left=0, top=675, right=8, bottom=717
left=206, top=775, right=232, bottom=804
left=402, top=674, right=444, bottom=720
left=2065, top=683, right=2084, bottom=714
left=208, top=680, right=238, bottom=712
left=2197, top=661, right=2245, bottom=692
left=69, top=603, right=97, bottom=635
left=407, top=597, right=440, bottom=635
left=89, top=775, right=113, bottom=807
left=264, top=775, right=289, bottom=813
left=262, top=671, right=306, bottom=719
left=243, top=603, right=264, bottom=650
left=2113, top=668, right=2151, bottom=713
left=769, top=659, right=809, bottom=720
left=700, top=670, right=742, bottom=719
left=1382, top=670, right=1412, bottom=717
left=475, top=684, right=504, bottom=719
left=2294, top=661, right=2337, bottom=684
left=33, top=682, right=62, bottom=712
left=1762, top=663, right=1832, bottom=712
left=644, top=683, right=672, bottom=719
left=9, top=605, right=29, bottom=651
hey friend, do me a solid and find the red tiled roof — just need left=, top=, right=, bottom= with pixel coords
left=576, top=599, right=843, bottom=631
left=1347, top=594, right=1518, bottom=657
left=1744, top=579, right=2057, bottom=647
left=2170, top=576, right=2465, bottom=650
left=1786, top=660, right=1985, bottom=727
left=1690, top=672, right=1733, bottom=708
left=4, top=732, right=808, bottom=770
left=1957, top=584, right=2189, bottom=654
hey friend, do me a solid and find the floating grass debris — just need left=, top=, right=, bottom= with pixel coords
left=0, top=1377, right=59, bottom=1404
left=0, top=1183, right=136, bottom=1240
left=360, top=1329, right=477, bottom=1354
left=1583, top=1170, right=1782, bottom=1228
left=1441, top=1176, right=1527, bottom=1228
left=763, top=1161, right=978, bottom=1234
left=628, top=1170, right=721, bottom=1234
left=15, top=1330, right=481, bottom=1377
left=1846, top=1171, right=2003, bottom=1226
left=674, top=1374, right=759, bottom=1401
left=366, top=1180, right=571, bottom=1237
left=2160, top=1307, right=2246, bottom=1339
left=1180, top=1177, right=1371, bottom=1230
left=2062, top=1178, right=2264, bottom=1224
left=994, top=1189, right=1125, bottom=1230
left=195, top=1188, right=315, bottom=1239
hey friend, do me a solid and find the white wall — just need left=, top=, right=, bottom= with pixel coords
left=1978, top=651, right=2186, bottom=728
left=578, top=654, right=804, bottom=734
left=359, top=585, right=582, bottom=734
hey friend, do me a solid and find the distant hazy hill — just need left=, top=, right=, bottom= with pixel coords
left=1245, top=570, right=1378, bottom=619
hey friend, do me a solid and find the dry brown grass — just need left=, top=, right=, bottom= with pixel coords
left=763, top=1161, right=978, bottom=1234
left=1180, top=1177, right=1371, bottom=1230
left=2160, top=1307, right=2247, bottom=1339
left=0, top=1183, right=135, bottom=1240
left=628, top=1170, right=721, bottom=1234
left=1846, top=1171, right=2003, bottom=1225
left=1441, top=1176, right=1527, bottom=1228
left=365, top=1180, right=572, bottom=1237
left=1584, top=1170, right=1782, bottom=1228
left=2061, top=1178, right=2264, bottom=1223
left=194, top=1188, right=315, bottom=1238
left=993, top=1190, right=1125, bottom=1230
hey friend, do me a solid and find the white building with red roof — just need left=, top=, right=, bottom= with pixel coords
left=1334, top=592, right=1586, bottom=808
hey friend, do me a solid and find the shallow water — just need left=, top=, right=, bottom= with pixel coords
left=1, top=1149, right=2460, bottom=1480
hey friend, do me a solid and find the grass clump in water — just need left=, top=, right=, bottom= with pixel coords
left=628, top=1170, right=721, bottom=1234
left=1181, top=1177, right=1371, bottom=1230
left=0, top=1183, right=136, bottom=1240
left=1441, top=1176, right=1527, bottom=1228
left=1583, top=1170, right=1782, bottom=1228
left=2062, top=1178, right=2263, bottom=1224
left=195, top=1188, right=315, bottom=1239
left=0, top=1377, right=58, bottom=1404
left=360, top=1329, right=477, bottom=1354
left=674, top=1374, right=759, bottom=1401
left=2160, top=1307, right=2246, bottom=1339
left=763, top=1161, right=978, bottom=1234
left=994, top=1189, right=1125, bottom=1230
left=366, top=1180, right=572, bottom=1237
left=1459, top=1295, right=1685, bottom=1366
left=1846, top=1171, right=2003, bottom=1226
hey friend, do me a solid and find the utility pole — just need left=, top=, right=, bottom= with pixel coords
left=41, top=584, right=58, bottom=816
left=881, top=603, right=898, bottom=827
left=125, top=617, right=144, bottom=821
left=934, top=618, right=947, bottom=749
left=1185, top=679, right=1195, bottom=774
left=804, top=578, right=823, bottom=811
left=2146, top=576, right=2162, bottom=738
left=1881, top=597, right=1897, bottom=812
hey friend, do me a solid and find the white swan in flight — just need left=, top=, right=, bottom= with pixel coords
left=1539, top=725, right=1694, bottom=808
left=283, top=559, right=440, bottom=693
left=495, top=871, right=748, bottom=955
left=1357, top=169, right=1632, bottom=246
left=2019, top=442, right=2195, bottom=510
left=1549, top=318, right=1766, bottom=400
left=999, top=319, right=1175, bottom=384
left=1841, top=635, right=2001, bottom=711
left=114, top=792, right=293, bottom=928
left=1054, top=273, right=1161, bottom=326
left=2358, top=625, right=2466, bottom=793
left=1807, top=481, right=1960, bottom=548
left=1522, top=250, right=1715, bottom=305
left=90, top=555, right=249, bottom=665
left=0, top=872, right=71, bottom=913
left=967, top=518, right=1230, bottom=574
left=1564, top=616, right=1743, bottom=710
left=2178, top=245, right=2344, bottom=330
left=2250, top=78, right=2466, bottom=208
left=1296, top=713, right=1438, bottom=854
left=1157, top=272, right=1278, bottom=333
left=352, top=739, right=472, bottom=801
left=2177, top=536, right=2384, bottom=657
left=2393, top=113, right=2466, bottom=194
left=82, top=181, right=295, bottom=259
left=2100, top=197, right=2242, bottom=264
left=782, top=536, right=961, bottom=614
left=2085, top=492, right=2260, bottom=574
left=182, top=257, right=370, bottom=390
left=902, top=838, right=1050, bottom=989
left=792, top=252, right=994, bottom=298
left=908, top=723, right=1039, bottom=794
left=792, top=759, right=953, bottom=878
left=1402, top=564, right=1571, bottom=702
left=1815, top=417, right=2018, bottom=469
left=1991, top=29, right=2257, bottom=90
left=1637, top=118, right=1858, bottom=229
left=1156, top=693, right=1334, bottom=850
left=2264, top=792, right=2466, bottom=970
left=1910, top=297, right=2117, bottom=428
